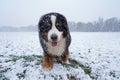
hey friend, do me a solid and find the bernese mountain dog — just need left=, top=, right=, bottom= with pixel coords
left=38, top=12, right=71, bottom=70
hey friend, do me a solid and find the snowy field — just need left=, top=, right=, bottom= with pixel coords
left=0, top=32, right=120, bottom=80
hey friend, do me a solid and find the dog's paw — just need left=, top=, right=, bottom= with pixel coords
left=62, top=60, right=71, bottom=65
left=42, top=67, right=52, bottom=71
left=42, top=62, right=53, bottom=71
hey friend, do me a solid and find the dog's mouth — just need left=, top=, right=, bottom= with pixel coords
left=51, top=41, right=57, bottom=47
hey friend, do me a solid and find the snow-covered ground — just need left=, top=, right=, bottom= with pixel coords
left=0, top=32, right=120, bottom=80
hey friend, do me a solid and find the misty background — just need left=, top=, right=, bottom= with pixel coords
left=0, top=0, right=120, bottom=32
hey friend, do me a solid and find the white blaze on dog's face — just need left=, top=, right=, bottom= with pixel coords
left=48, top=15, right=63, bottom=46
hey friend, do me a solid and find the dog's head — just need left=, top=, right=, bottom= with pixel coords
left=38, top=12, right=69, bottom=47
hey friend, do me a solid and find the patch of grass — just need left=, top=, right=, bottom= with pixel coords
left=5, top=55, right=43, bottom=63
left=0, top=68, right=11, bottom=73
left=2, top=54, right=95, bottom=79
left=67, top=58, right=94, bottom=79
left=16, top=73, right=25, bottom=79
left=0, top=55, right=4, bottom=57
left=0, top=67, right=11, bottom=80
left=32, top=55, right=42, bottom=58
left=109, top=71, right=116, bottom=77
left=56, top=58, right=92, bottom=79
left=5, top=55, right=21, bottom=62
left=67, top=74, right=76, bottom=80
left=0, top=74, right=9, bottom=80
left=21, top=56, right=35, bottom=61
left=16, top=70, right=26, bottom=79
left=48, top=75, right=63, bottom=80
left=33, top=55, right=42, bottom=65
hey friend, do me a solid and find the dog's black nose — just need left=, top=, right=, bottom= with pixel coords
left=51, top=34, right=58, bottom=41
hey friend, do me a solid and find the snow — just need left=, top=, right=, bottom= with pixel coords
left=0, top=32, right=120, bottom=80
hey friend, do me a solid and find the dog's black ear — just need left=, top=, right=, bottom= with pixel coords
left=63, top=23, right=69, bottom=37
left=62, top=16, right=70, bottom=37
left=38, top=16, right=44, bottom=32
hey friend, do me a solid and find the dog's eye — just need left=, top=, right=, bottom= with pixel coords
left=56, top=26, right=63, bottom=31
left=56, top=22, right=63, bottom=31
left=41, top=25, right=51, bottom=32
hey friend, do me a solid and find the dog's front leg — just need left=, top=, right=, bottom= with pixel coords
left=42, top=53, right=53, bottom=70
left=61, top=50, right=69, bottom=64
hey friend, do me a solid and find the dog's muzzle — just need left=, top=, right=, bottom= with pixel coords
left=50, top=34, right=58, bottom=47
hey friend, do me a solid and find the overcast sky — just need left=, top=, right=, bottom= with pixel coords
left=0, top=0, right=120, bottom=27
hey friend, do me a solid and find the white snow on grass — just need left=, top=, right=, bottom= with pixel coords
left=0, top=32, right=120, bottom=80
left=70, top=32, right=120, bottom=80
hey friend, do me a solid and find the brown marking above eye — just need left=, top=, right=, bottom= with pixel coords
left=47, top=23, right=51, bottom=26
left=43, top=32, right=48, bottom=36
left=56, top=22, right=61, bottom=26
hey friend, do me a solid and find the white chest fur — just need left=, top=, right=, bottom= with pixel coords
left=45, top=38, right=66, bottom=56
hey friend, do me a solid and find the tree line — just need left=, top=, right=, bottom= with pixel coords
left=68, top=17, right=120, bottom=32
left=0, top=17, right=120, bottom=32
